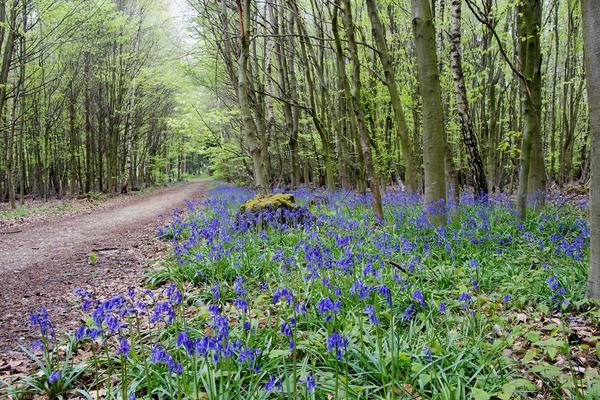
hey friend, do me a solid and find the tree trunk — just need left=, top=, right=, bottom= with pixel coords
left=365, top=0, right=417, bottom=193
left=581, top=0, right=600, bottom=298
left=1, top=0, right=18, bottom=208
left=411, top=0, right=447, bottom=226
left=448, top=0, right=487, bottom=199
left=340, top=0, right=384, bottom=223
left=236, top=0, right=268, bottom=195
left=516, top=0, right=544, bottom=221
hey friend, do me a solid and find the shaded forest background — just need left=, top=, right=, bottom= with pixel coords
left=0, top=0, right=592, bottom=207
left=186, top=0, right=589, bottom=201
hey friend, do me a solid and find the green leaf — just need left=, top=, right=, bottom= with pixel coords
left=525, top=330, right=541, bottom=342
left=497, top=379, right=537, bottom=400
left=418, top=373, right=431, bottom=388
left=472, top=388, right=492, bottom=400
left=522, top=348, right=537, bottom=363
left=546, top=346, right=558, bottom=360
left=529, top=363, right=563, bottom=378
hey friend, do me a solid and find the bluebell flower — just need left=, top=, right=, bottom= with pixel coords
left=458, top=292, right=471, bottom=303
left=350, top=279, right=372, bottom=301
left=29, top=307, right=54, bottom=339
left=238, top=347, right=260, bottom=368
left=305, top=372, right=316, bottom=392
left=326, top=332, right=348, bottom=360
left=177, top=331, right=193, bottom=355
left=116, top=337, right=130, bottom=356
left=233, top=298, right=248, bottom=312
left=280, top=321, right=292, bottom=337
left=211, top=283, right=220, bottom=300
left=413, top=289, right=425, bottom=307
left=316, top=297, right=341, bottom=322
left=272, top=287, right=294, bottom=305
left=295, top=301, right=307, bottom=316
left=376, top=284, right=393, bottom=306
left=166, top=284, right=182, bottom=305
left=503, top=294, right=511, bottom=303
left=363, top=304, right=379, bottom=325
left=472, top=279, right=479, bottom=291
left=402, top=304, right=416, bottom=321
left=168, top=358, right=183, bottom=375
left=233, top=276, right=246, bottom=297
left=31, top=339, right=44, bottom=351
left=422, top=347, right=432, bottom=362
left=264, top=375, right=282, bottom=392
left=151, top=344, right=166, bottom=364
left=48, top=370, right=61, bottom=384
left=459, top=292, right=472, bottom=311
left=438, top=302, right=446, bottom=314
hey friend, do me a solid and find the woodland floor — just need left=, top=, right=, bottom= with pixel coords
left=0, top=180, right=211, bottom=361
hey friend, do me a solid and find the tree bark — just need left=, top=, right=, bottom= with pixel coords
left=340, top=0, right=384, bottom=223
left=365, top=0, right=417, bottom=193
left=411, top=0, right=447, bottom=226
left=236, top=0, right=269, bottom=195
left=581, top=0, right=600, bottom=298
left=516, top=0, right=544, bottom=221
left=448, top=0, right=487, bottom=199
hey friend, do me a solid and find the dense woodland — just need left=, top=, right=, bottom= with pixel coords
left=0, top=1, right=598, bottom=288
left=187, top=0, right=588, bottom=203
left=183, top=0, right=599, bottom=296
left=0, top=0, right=592, bottom=206
left=3, top=1, right=600, bottom=398
left=0, top=0, right=204, bottom=206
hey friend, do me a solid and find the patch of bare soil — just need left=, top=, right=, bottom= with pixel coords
left=0, top=180, right=210, bottom=361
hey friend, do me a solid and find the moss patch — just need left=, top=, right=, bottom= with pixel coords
left=239, top=193, right=298, bottom=214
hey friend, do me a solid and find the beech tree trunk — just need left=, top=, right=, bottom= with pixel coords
left=516, top=0, right=544, bottom=221
left=581, top=0, right=600, bottom=298
left=412, top=0, right=447, bottom=226
left=236, top=0, right=269, bottom=195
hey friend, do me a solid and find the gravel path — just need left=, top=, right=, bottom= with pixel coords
left=0, top=180, right=210, bottom=355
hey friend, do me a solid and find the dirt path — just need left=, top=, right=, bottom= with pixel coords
left=0, top=180, right=210, bottom=356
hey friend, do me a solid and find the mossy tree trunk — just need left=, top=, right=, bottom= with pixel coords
left=516, top=0, right=544, bottom=220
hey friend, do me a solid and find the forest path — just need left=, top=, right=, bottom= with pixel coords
left=0, top=180, right=211, bottom=355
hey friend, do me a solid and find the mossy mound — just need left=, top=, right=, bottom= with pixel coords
left=239, top=193, right=298, bottom=214
left=236, top=193, right=312, bottom=229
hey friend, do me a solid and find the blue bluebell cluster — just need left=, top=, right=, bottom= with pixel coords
left=25, top=185, right=593, bottom=399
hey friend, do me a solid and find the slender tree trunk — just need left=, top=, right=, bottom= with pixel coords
left=581, top=0, right=600, bottom=298
left=340, top=0, right=384, bottom=223
left=365, top=0, right=416, bottom=193
left=449, top=0, right=487, bottom=199
left=549, top=0, right=559, bottom=182
left=412, top=0, right=447, bottom=226
left=516, top=0, right=543, bottom=221
left=236, top=0, right=268, bottom=195
left=1, top=0, right=18, bottom=208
